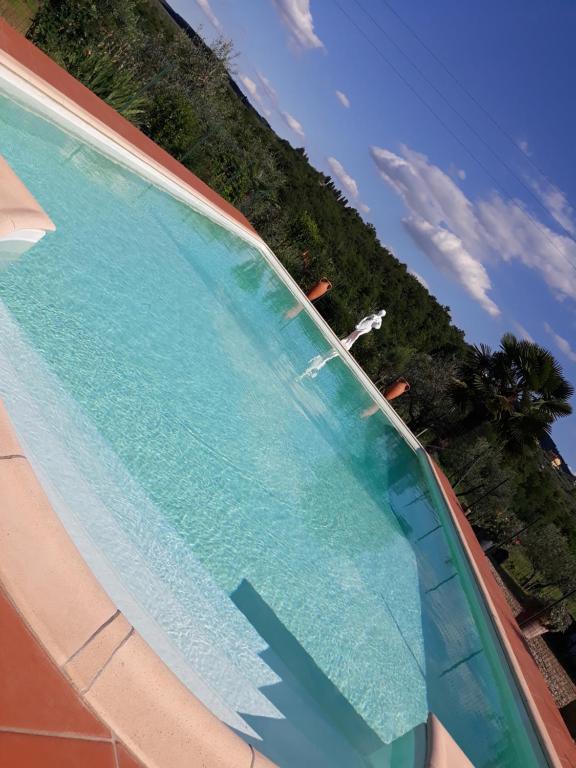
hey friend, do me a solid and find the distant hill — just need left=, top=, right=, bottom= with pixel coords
left=157, top=0, right=272, bottom=129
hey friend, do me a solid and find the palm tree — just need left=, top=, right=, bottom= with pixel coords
left=451, top=333, right=574, bottom=450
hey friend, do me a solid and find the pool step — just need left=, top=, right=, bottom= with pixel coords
left=0, top=153, right=55, bottom=256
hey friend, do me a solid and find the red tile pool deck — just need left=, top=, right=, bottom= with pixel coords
left=0, top=17, right=575, bottom=768
left=0, top=585, right=143, bottom=768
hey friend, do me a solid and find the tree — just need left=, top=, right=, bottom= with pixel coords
left=289, top=211, right=322, bottom=251
left=143, top=88, right=200, bottom=158
left=451, top=334, right=573, bottom=450
left=381, top=352, right=459, bottom=438
left=523, top=524, right=576, bottom=592
left=439, top=433, right=514, bottom=526
left=27, top=0, right=140, bottom=65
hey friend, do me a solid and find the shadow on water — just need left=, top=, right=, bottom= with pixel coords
left=230, top=579, right=424, bottom=768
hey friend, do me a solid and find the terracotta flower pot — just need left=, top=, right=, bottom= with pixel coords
left=384, top=377, right=410, bottom=401
left=306, top=278, right=332, bottom=302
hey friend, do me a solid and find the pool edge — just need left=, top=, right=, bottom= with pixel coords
left=424, top=453, right=574, bottom=768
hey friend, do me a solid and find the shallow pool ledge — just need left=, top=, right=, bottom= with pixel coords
left=0, top=394, right=476, bottom=768
left=0, top=399, right=276, bottom=768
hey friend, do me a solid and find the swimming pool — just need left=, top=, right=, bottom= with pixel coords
left=0, top=87, right=549, bottom=767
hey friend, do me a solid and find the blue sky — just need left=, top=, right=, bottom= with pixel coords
left=172, top=0, right=576, bottom=467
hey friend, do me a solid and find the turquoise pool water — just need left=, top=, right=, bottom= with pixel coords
left=0, top=91, right=548, bottom=767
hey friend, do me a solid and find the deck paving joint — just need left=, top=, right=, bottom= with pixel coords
left=112, top=734, right=120, bottom=768
left=82, top=627, right=135, bottom=694
left=0, top=725, right=113, bottom=743
left=65, top=609, right=121, bottom=665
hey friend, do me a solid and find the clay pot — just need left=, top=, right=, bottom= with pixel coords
left=306, top=278, right=332, bottom=302
left=384, top=377, right=410, bottom=401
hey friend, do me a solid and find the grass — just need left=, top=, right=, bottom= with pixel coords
left=503, top=546, right=535, bottom=585
left=502, top=545, right=576, bottom=620
left=0, top=0, right=39, bottom=33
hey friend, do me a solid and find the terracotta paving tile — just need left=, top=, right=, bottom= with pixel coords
left=116, top=741, right=144, bottom=768
left=0, top=731, right=115, bottom=767
left=0, top=588, right=109, bottom=738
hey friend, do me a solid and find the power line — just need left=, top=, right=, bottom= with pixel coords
left=352, top=0, right=576, bottom=239
left=331, top=0, right=576, bottom=276
left=379, top=0, right=574, bottom=215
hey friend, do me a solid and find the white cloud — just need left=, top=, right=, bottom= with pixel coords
left=336, top=90, right=350, bottom=108
left=358, top=202, right=370, bottom=214
left=448, top=163, right=466, bottom=181
left=529, top=177, right=576, bottom=236
left=476, top=193, right=576, bottom=304
left=404, top=216, right=500, bottom=316
left=271, top=0, right=324, bottom=49
left=240, top=71, right=302, bottom=135
left=239, top=74, right=277, bottom=117
left=281, top=110, right=305, bottom=138
left=512, top=322, right=534, bottom=342
left=327, top=156, right=359, bottom=199
left=371, top=146, right=481, bottom=251
left=254, top=72, right=281, bottom=118
left=519, top=139, right=532, bottom=156
left=370, top=143, right=576, bottom=314
left=544, top=322, right=576, bottom=362
left=408, top=269, right=429, bottom=290
left=370, top=145, right=497, bottom=314
left=257, top=71, right=278, bottom=104
left=196, top=0, right=222, bottom=30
